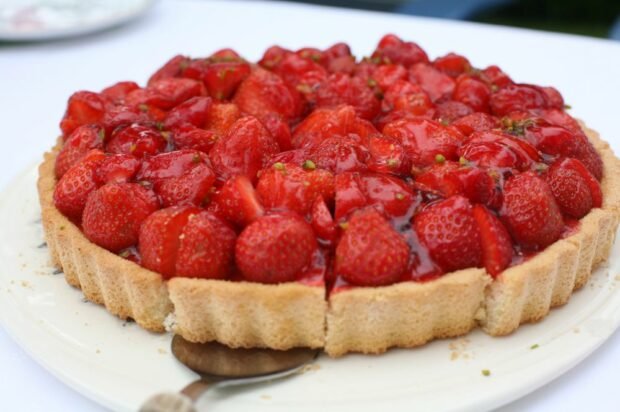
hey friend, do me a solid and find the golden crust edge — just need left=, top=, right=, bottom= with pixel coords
left=38, top=123, right=620, bottom=356
left=325, top=124, right=620, bottom=355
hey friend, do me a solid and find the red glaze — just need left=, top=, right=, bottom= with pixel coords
left=52, top=35, right=604, bottom=286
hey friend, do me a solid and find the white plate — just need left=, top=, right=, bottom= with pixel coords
left=0, top=0, right=155, bottom=41
left=1, top=166, right=619, bottom=412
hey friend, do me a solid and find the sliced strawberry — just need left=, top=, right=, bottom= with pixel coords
left=106, top=123, right=167, bottom=158
left=256, top=162, right=335, bottom=216
left=383, top=118, right=464, bottom=167
left=371, top=34, right=429, bottom=67
left=125, top=88, right=173, bottom=111
left=547, top=157, right=602, bottom=219
left=433, top=53, right=471, bottom=78
left=381, top=80, right=436, bottom=118
left=453, top=76, right=491, bottom=112
left=366, top=135, right=411, bottom=176
left=413, top=195, right=482, bottom=272
left=434, top=101, right=474, bottom=124
left=459, top=130, right=541, bottom=172
left=100, top=105, right=152, bottom=137
left=334, top=172, right=367, bottom=221
left=147, top=78, right=205, bottom=108
left=55, top=124, right=105, bottom=179
left=139, top=206, right=200, bottom=278
left=335, top=208, right=409, bottom=286
left=266, top=149, right=308, bottom=168
left=101, top=81, right=140, bottom=103
left=409, top=63, right=455, bottom=103
left=479, top=65, right=513, bottom=89
left=451, top=112, right=500, bottom=136
left=490, top=84, right=549, bottom=116
left=291, top=105, right=377, bottom=149
left=368, top=64, right=408, bottom=92
left=82, top=183, right=159, bottom=252
left=524, top=125, right=602, bottom=180
left=315, top=73, right=380, bottom=120
left=472, top=205, right=513, bottom=277
left=163, top=96, right=212, bottom=130
left=209, top=116, right=279, bottom=182
left=535, top=108, right=583, bottom=136
left=305, top=134, right=370, bottom=174
left=500, top=171, right=563, bottom=250
left=259, top=113, right=292, bottom=151
left=358, top=173, right=418, bottom=220
left=175, top=212, right=236, bottom=279
left=147, top=55, right=190, bottom=86
left=206, top=59, right=252, bottom=100
left=205, top=102, right=241, bottom=137
left=323, top=42, right=356, bottom=74
left=233, top=67, right=304, bottom=122
left=172, top=124, right=218, bottom=153
left=271, top=52, right=327, bottom=104
left=235, top=213, right=318, bottom=284
left=214, top=175, right=264, bottom=227
left=53, top=149, right=106, bottom=222
left=311, top=195, right=336, bottom=245
left=137, top=149, right=215, bottom=206
left=60, top=91, right=107, bottom=136
left=94, top=154, right=140, bottom=185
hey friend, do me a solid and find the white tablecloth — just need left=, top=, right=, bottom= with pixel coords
left=1, top=1, right=620, bottom=410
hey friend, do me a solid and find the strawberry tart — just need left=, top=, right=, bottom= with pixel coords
left=38, top=34, right=620, bottom=356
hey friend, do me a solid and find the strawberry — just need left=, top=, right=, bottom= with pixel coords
left=479, top=65, right=513, bottom=89
left=60, top=91, right=107, bottom=136
left=546, top=157, right=602, bottom=219
left=323, top=42, right=356, bottom=74
left=458, top=130, right=541, bottom=172
left=101, top=81, right=140, bottom=103
left=205, top=60, right=252, bottom=100
left=100, top=105, right=151, bottom=137
left=125, top=88, right=173, bottom=111
left=500, top=171, right=563, bottom=250
left=366, top=135, right=411, bottom=176
left=381, top=80, right=436, bottom=118
left=235, top=213, right=318, bottom=284
left=371, top=34, right=429, bottom=67
left=334, top=172, right=367, bottom=221
left=335, top=208, right=409, bottom=286
left=209, top=116, right=279, bottom=182
left=305, top=134, right=370, bottom=174
left=433, top=53, right=471, bottom=78
left=535, top=108, right=583, bottom=136
left=163, top=96, right=212, bottom=130
left=259, top=113, right=293, bottom=151
left=266, top=149, right=308, bottom=168
left=94, top=154, right=140, bottom=185
left=409, top=63, right=455, bottom=103
left=413, top=195, right=482, bottom=272
left=55, top=124, right=105, bottom=179
left=434, top=101, right=473, bottom=124
left=315, top=73, right=380, bottom=120
left=147, top=55, right=190, bottom=86
left=82, top=183, right=159, bottom=252
left=383, top=118, right=464, bottom=167
left=368, top=64, right=408, bottom=92
left=453, top=76, right=491, bottom=112
left=256, top=162, right=335, bottom=216
left=205, top=102, right=241, bottom=137
left=174, top=212, right=236, bottom=279
left=106, top=124, right=167, bottom=158
left=311, top=195, right=336, bottom=245
left=213, top=175, right=264, bottom=227
left=524, top=125, right=602, bottom=180
left=139, top=206, right=201, bottom=278
left=472, top=204, right=513, bottom=277
left=172, top=124, right=218, bottom=153
left=291, top=105, right=377, bottom=149
left=415, top=161, right=497, bottom=207
left=489, top=84, right=549, bottom=116
left=451, top=112, right=499, bottom=136
left=53, top=149, right=106, bottom=222
left=147, top=78, right=206, bottom=108
left=271, top=52, right=327, bottom=104
left=233, top=67, right=304, bottom=122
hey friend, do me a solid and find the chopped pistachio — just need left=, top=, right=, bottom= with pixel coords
left=435, top=154, right=446, bottom=164
left=302, top=160, right=316, bottom=170
left=481, top=369, right=491, bottom=377
left=339, top=222, right=349, bottom=230
left=395, top=193, right=405, bottom=200
left=530, top=343, right=539, bottom=350
left=273, top=162, right=285, bottom=171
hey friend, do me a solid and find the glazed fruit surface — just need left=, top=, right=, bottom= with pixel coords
left=52, top=34, right=603, bottom=289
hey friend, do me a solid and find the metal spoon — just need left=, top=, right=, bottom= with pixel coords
left=140, top=335, right=320, bottom=412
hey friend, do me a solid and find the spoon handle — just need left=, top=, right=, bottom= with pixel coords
left=140, top=378, right=215, bottom=412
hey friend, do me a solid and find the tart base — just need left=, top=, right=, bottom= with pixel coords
left=38, top=124, right=620, bottom=356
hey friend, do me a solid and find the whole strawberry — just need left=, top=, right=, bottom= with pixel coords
left=53, top=149, right=106, bottom=222
left=336, top=208, right=410, bottom=286
left=546, top=157, right=602, bottom=219
left=235, top=213, right=318, bottom=284
left=55, top=124, right=105, bottom=179
left=413, top=195, right=482, bottom=272
left=82, top=183, right=159, bottom=252
left=500, top=171, right=563, bottom=250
